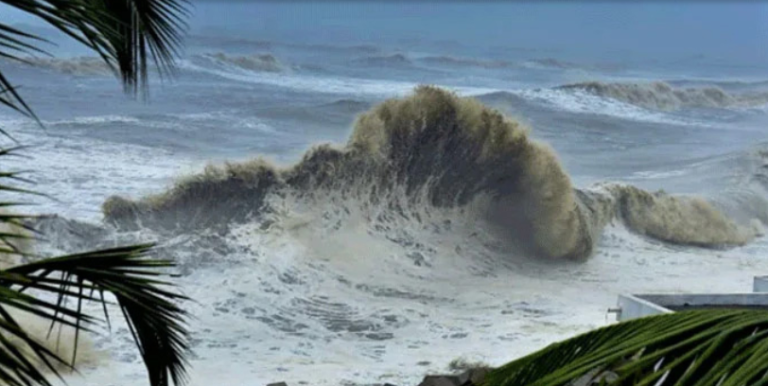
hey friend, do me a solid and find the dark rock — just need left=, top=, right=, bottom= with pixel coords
left=419, top=368, right=492, bottom=386
left=460, top=368, right=491, bottom=385
left=418, top=375, right=462, bottom=386
left=267, top=383, right=288, bottom=386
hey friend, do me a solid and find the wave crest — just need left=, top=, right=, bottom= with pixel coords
left=524, top=58, right=580, bottom=70
left=586, top=184, right=760, bottom=247
left=22, top=56, right=112, bottom=76
left=559, top=81, right=768, bottom=111
left=194, top=52, right=286, bottom=73
left=420, top=56, right=510, bottom=69
left=103, top=87, right=760, bottom=261
left=357, top=54, right=412, bottom=67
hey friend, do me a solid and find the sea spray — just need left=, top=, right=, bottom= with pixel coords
left=103, top=86, right=761, bottom=260
left=582, top=184, right=759, bottom=247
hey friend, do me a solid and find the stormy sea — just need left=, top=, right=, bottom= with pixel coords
left=2, top=2, right=768, bottom=385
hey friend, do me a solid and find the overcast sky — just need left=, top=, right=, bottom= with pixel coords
left=3, top=2, right=768, bottom=66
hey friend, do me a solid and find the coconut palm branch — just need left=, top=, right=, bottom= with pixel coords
left=0, top=244, right=189, bottom=386
left=0, top=1, right=191, bottom=386
left=0, top=0, right=190, bottom=119
left=484, top=309, right=768, bottom=386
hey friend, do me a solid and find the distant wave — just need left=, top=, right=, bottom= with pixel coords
left=192, top=52, right=286, bottom=73
left=480, top=89, right=695, bottom=127
left=356, top=54, right=413, bottom=67
left=320, top=99, right=372, bottom=113
left=523, top=58, right=580, bottom=70
left=179, top=58, right=496, bottom=97
left=666, top=78, right=768, bottom=92
left=17, top=56, right=112, bottom=76
left=9, top=53, right=287, bottom=77
left=188, top=35, right=274, bottom=50
left=419, top=55, right=511, bottom=69
left=188, top=34, right=380, bottom=54
left=558, top=81, right=768, bottom=111
left=103, top=87, right=763, bottom=263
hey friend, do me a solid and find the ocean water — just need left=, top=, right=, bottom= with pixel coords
left=2, top=2, right=768, bottom=385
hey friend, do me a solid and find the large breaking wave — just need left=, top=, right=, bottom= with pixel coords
left=102, top=86, right=764, bottom=261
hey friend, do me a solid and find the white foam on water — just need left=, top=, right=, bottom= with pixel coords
left=179, top=60, right=497, bottom=98
left=51, top=219, right=767, bottom=386
left=47, top=115, right=142, bottom=126
left=514, top=88, right=709, bottom=127
left=1, top=120, right=199, bottom=221
left=626, top=169, right=690, bottom=180
left=14, top=135, right=766, bottom=386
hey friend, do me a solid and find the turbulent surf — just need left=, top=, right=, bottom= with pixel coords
left=102, top=87, right=763, bottom=262
left=559, top=81, right=768, bottom=111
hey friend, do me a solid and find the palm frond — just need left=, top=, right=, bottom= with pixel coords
left=484, top=309, right=768, bottom=386
left=0, top=71, right=38, bottom=132
left=82, top=0, right=190, bottom=96
left=0, top=151, right=37, bottom=259
left=0, top=244, right=190, bottom=386
left=0, top=0, right=189, bottom=101
left=0, top=2, right=192, bottom=386
left=0, top=306, right=73, bottom=386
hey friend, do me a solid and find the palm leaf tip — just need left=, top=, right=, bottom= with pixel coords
left=484, top=309, right=768, bottom=386
left=1, top=0, right=191, bottom=102
left=4, top=244, right=191, bottom=386
left=83, top=0, right=192, bottom=96
left=0, top=1, right=192, bottom=385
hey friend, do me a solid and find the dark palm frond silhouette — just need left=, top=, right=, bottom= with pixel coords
left=0, top=1, right=191, bottom=386
left=484, top=309, right=768, bottom=386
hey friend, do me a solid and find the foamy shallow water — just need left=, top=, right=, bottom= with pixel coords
left=47, top=222, right=765, bottom=386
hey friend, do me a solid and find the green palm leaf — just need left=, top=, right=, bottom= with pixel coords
left=83, top=0, right=190, bottom=95
left=0, top=147, right=190, bottom=386
left=0, top=1, right=192, bottom=385
left=1, top=244, right=190, bottom=386
left=0, top=0, right=190, bottom=115
left=484, top=309, right=768, bottom=386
